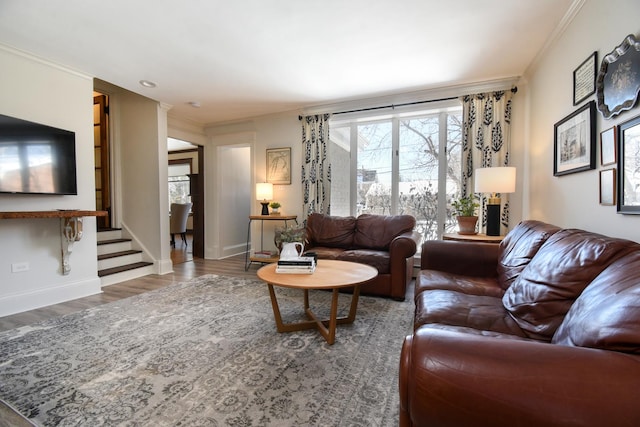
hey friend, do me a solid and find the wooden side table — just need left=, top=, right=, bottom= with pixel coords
left=245, top=215, right=297, bottom=270
left=442, top=233, right=504, bottom=243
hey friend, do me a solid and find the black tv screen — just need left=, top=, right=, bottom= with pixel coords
left=0, top=114, right=77, bottom=195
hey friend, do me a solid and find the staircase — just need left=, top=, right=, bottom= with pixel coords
left=97, top=229, right=154, bottom=286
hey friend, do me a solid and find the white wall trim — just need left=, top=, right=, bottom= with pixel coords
left=0, top=277, right=102, bottom=318
left=524, top=0, right=586, bottom=77
left=0, top=42, right=92, bottom=81
left=120, top=222, right=172, bottom=274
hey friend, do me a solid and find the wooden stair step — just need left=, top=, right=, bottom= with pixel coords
left=97, top=238, right=131, bottom=245
left=98, top=261, right=153, bottom=277
left=98, top=250, right=142, bottom=261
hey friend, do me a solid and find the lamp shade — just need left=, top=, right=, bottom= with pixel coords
left=256, top=182, right=273, bottom=201
left=474, top=167, right=516, bottom=194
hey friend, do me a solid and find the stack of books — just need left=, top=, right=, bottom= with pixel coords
left=276, top=256, right=316, bottom=274
left=253, top=250, right=277, bottom=259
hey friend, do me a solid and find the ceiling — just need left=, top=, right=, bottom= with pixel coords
left=0, top=0, right=575, bottom=126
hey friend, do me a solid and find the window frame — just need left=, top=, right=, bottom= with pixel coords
left=329, top=100, right=462, bottom=243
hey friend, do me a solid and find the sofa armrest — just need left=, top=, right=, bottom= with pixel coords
left=399, top=327, right=640, bottom=427
left=390, top=230, right=421, bottom=258
left=385, top=230, right=421, bottom=300
left=420, top=240, right=499, bottom=277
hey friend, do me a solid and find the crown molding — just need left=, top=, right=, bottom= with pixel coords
left=0, top=42, right=92, bottom=81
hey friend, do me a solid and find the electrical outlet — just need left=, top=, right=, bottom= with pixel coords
left=11, top=262, right=29, bottom=273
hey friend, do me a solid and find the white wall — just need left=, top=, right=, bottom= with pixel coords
left=525, top=0, right=640, bottom=242
left=118, top=92, right=172, bottom=273
left=0, top=46, right=101, bottom=316
left=205, top=114, right=301, bottom=257
left=218, top=145, right=251, bottom=257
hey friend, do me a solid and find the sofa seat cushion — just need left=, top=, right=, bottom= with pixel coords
left=336, top=249, right=390, bottom=274
left=503, top=229, right=636, bottom=341
left=306, top=213, right=356, bottom=248
left=415, top=290, right=527, bottom=337
left=417, top=324, right=537, bottom=342
left=306, top=246, right=346, bottom=260
left=416, top=270, right=504, bottom=299
left=353, top=214, right=415, bottom=250
left=497, top=220, right=561, bottom=290
left=553, top=250, right=640, bottom=353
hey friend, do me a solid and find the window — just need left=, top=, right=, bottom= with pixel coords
left=168, top=160, right=191, bottom=206
left=329, top=102, right=463, bottom=248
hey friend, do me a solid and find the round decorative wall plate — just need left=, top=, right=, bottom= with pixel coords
left=596, top=34, right=640, bottom=119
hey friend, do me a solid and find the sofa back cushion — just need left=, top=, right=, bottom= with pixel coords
left=552, top=249, right=640, bottom=353
left=353, top=214, right=416, bottom=250
left=497, top=220, right=561, bottom=290
left=306, top=213, right=356, bottom=248
left=502, top=228, right=635, bottom=340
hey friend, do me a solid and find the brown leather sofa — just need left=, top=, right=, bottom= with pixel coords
left=399, top=220, right=640, bottom=427
left=303, top=213, right=421, bottom=300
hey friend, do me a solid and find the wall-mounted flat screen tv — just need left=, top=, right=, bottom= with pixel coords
left=0, top=114, right=77, bottom=195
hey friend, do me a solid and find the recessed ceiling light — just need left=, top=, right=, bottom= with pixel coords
left=139, top=80, right=157, bottom=88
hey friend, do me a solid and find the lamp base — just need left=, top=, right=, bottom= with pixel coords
left=486, top=203, right=500, bottom=236
left=260, top=202, right=270, bottom=216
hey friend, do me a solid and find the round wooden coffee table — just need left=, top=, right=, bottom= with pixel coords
left=257, top=259, right=378, bottom=345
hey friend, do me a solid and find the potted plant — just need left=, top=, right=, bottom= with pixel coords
left=274, top=224, right=307, bottom=251
left=451, top=195, right=479, bottom=235
left=269, top=202, right=281, bottom=215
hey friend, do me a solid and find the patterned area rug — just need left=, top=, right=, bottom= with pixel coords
left=0, top=274, right=413, bottom=426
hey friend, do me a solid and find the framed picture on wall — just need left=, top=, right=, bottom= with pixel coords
left=573, top=51, right=597, bottom=106
left=600, top=126, right=617, bottom=166
left=266, top=147, right=291, bottom=185
left=617, top=114, right=640, bottom=214
left=554, top=101, right=596, bottom=176
left=599, top=168, right=616, bottom=205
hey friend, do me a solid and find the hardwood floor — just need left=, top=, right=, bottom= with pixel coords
left=0, top=251, right=263, bottom=333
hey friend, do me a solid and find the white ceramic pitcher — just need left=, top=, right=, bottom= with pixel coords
left=280, top=242, right=304, bottom=260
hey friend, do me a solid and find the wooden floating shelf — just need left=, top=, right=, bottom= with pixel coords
left=0, top=210, right=108, bottom=275
left=0, top=210, right=108, bottom=219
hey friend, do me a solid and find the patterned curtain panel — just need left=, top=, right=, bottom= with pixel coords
left=461, top=90, right=515, bottom=235
left=301, top=114, right=332, bottom=219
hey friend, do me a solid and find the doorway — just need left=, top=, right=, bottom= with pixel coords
left=168, top=139, right=204, bottom=258
left=93, top=92, right=111, bottom=229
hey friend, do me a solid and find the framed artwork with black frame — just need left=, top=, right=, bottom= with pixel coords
left=554, top=101, right=596, bottom=176
left=266, top=147, right=291, bottom=185
left=573, top=51, right=597, bottom=106
left=599, top=168, right=616, bottom=206
left=617, top=114, right=640, bottom=214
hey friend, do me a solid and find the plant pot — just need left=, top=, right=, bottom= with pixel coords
left=456, top=216, right=478, bottom=235
left=270, top=208, right=280, bottom=215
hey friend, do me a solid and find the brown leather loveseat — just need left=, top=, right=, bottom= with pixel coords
left=399, top=220, right=640, bottom=426
left=303, top=213, right=421, bottom=300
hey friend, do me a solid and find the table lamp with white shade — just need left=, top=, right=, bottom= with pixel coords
left=474, top=167, right=516, bottom=236
left=256, top=182, right=273, bottom=216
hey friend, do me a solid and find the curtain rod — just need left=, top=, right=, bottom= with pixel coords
left=298, top=86, right=517, bottom=120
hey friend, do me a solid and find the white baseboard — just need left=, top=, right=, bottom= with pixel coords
left=0, top=277, right=102, bottom=318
